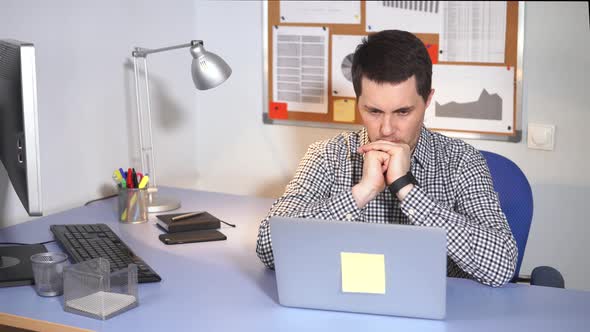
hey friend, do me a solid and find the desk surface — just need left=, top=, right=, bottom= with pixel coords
left=1, top=187, right=589, bottom=332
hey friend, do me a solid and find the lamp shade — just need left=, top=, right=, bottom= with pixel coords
left=190, top=42, right=232, bottom=90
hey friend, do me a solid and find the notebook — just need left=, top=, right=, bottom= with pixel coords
left=269, top=216, right=447, bottom=319
left=155, top=211, right=221, bottom=233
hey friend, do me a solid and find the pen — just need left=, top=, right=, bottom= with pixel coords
left=171, top=211, right=205, bottom=222
left=127, top=168, right=133, bottom=188
left=112, top=170, right=123, bottom=184
left=138, top=175, right=149, bottom=189
left=119, top=168, right=127, bottom=179
left=132, top=168, right=139, bottom=188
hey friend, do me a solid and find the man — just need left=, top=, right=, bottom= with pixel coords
left=256, top=30, right=517, bottom=287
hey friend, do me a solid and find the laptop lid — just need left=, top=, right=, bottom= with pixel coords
left=270, top=216, right=447, bottom=319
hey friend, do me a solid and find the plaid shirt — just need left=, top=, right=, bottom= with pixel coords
left=256, top=126, right=518, bottom=287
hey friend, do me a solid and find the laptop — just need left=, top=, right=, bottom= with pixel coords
left=269, top=216, right=447, bottom=319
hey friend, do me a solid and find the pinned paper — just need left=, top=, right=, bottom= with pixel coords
left=366, top=0, right=442, bottom=34
left=269, top=102, right=288, bottom=120
left=273, top=26, right=329, bottom=114
left=426, top=44, right=439, bottom=64
left=333, top=99, right=356, bottom=123
left=332, top=35, right=366, bottom=98
left=340, top=252, right=386, bottom=294
left=426, top=64, right=514, bottom=132
left=439, top=2, right=506, bottom=63
left=280, top=1, right=361, bottom=24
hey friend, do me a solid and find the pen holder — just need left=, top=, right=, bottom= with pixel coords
left=118, top=187, right=148, bottom=223
left=63, top=258, right=139, bottom=320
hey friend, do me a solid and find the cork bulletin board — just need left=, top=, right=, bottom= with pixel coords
left=262, top=1, right=525, bottom=142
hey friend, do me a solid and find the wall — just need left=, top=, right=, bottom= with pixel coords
left=1, top=1, right=588, bottom=290
left=0, top=0, right=200, bottom=227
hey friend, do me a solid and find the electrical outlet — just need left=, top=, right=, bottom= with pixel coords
left=527, top=123, right=555, bottom=151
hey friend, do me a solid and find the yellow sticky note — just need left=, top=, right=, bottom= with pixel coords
left=333, top=99, right=356, bottom=123
left=340, top=252, right=386, bottom=294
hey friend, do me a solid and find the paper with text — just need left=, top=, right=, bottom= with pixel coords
left=273, top=26, right=329, bottom=114
left=366, top=1, right=442, bottom=33
left=440, top=1, right=507, bottom=63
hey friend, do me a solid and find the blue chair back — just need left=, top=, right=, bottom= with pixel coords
left=480, top=150, right=533, bottom=282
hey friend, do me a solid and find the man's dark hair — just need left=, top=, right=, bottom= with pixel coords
left=351, top=30, right=432, bottom=103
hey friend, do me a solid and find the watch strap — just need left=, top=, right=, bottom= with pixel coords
left=388, top=172, right=418, bottom=195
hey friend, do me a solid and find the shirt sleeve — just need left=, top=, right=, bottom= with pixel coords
left=400, top=152, right=518, bottom=287
left=256, top=141, right=362, bottom=270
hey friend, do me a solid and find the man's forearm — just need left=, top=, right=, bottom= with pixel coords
left=256, top=190, right=366, bottom=269
left=400, top=186, right=517, bottom=287
left=352, top=183, right=379, bottom=208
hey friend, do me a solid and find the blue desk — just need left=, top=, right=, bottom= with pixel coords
left=1, top=187, right=589, bottom=331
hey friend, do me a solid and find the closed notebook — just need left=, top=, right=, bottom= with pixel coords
left=156, top=212, right=221, bottom=233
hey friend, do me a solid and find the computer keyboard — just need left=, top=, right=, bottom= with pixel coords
left=50, top=223, right=162, bottom=283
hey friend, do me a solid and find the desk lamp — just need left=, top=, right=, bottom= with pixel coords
left=132, top=40, right=231, bottom=212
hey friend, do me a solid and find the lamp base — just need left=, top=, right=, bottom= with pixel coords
left=147, top=191, right=181, bottom=213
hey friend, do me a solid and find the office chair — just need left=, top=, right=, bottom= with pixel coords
left=480, top=150, right=565, bottom=288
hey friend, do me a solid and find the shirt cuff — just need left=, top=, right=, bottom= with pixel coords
left=399, top=186, right=437, bottom=225
left=329, top=190, right=364, bottom=222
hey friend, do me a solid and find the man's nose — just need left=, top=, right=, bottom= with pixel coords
left=380, top=114, right=395, bottom=137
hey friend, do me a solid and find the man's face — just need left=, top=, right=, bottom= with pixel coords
left=358, top=75, right=434, bottom=151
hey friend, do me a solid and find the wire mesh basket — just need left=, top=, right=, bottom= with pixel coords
left=63, top=258, right=138, bottom=320
left=30, top=252, right=68, bottom=297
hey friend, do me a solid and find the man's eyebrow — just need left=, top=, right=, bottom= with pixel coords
left=365, top=105, right=414, bottom=113
left=394, top=106, right=414, bottom=112
left=365, top=106, right=384, bottom=112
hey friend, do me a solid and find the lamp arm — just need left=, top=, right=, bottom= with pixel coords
left=132, top=40, right=203, bottom=58
left=131, top=40, right=204, bottom=191
left=128, top=38, right=222, bottom=213
left=132, top=56, right=157, bottom=188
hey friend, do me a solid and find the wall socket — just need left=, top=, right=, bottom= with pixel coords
left=527, top=123, right=555, bottom=151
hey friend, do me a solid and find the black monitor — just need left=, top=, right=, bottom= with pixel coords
left=0, top=39, right=42, bottom=217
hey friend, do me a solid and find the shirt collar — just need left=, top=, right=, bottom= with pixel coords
left=360, top=127, right=370, bottom=147
left=412, top=126, right=433, bottom=169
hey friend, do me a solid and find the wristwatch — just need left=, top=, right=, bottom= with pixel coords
left=388, top=171, right=418, bottom=195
